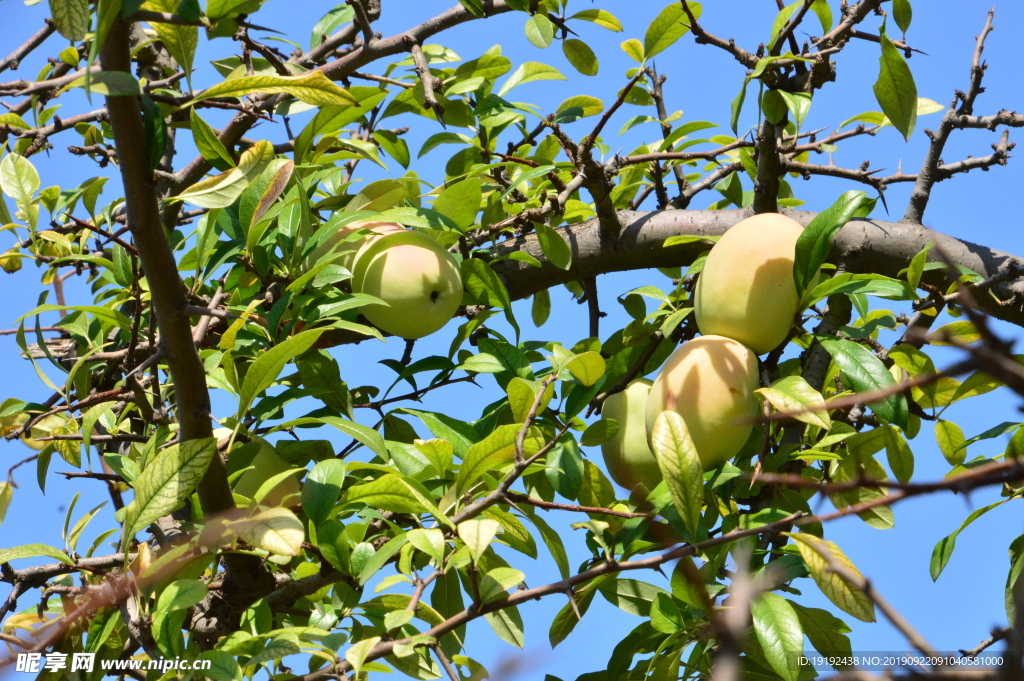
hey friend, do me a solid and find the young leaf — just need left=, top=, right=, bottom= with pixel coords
left=934, top=419, right=967, bottom=465
left=185, top=72, right=359, bottom=108
left=930, top=500, right=1006, bottom=581
left=458, top=518, right=500, bottom=563
left=650, top=410, right=703, bottom=538
left=793, top=190, right=871, bottom=295
left=892, top=0, right=912, bottom=35
left=644, top=2, right=701, bottom=60
left=873, top=29, right=918, bottom=141
left=525, top=14, right=555, bottom=48
left=0, top=544, right=73, bottom=565
left=562, top=39, right=599, bottom=76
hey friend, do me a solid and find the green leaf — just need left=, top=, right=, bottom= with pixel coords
left=644, top=2, right=701, bottom=59
left=50, top=0, right=90, bottom=42
left=788, top=532, right=876, bottom=623
left=316, top=416, right=386, bottom=459
left=498, top=62, right=567, bottom=97
left=457, top=424, right=545, bottom=494
left=461, top=258, right=511, bottom=310
left=525, top=14, right=555, bottom=48
left=0, top=543, right=73, bottom=565
left=197, top=650, right=243, bottom=681
left=730, top=78, right=750, bottom=135
left=434, top=177, right=481, bottom=230
left=345, top=636, right=383, bottom=673
left=302, top=459, right=346, bottom=527
left=406, top=528, right=446, bottom=564
left=343, top=473, right=441, bottom=519
left=566, top=352, right=606, bottom=387
left=555, top=95, right=604, bottom=120
left=756, top=375, right=830, bottom=431
left=143, top=0, right=198, bottom=90
left=122, top=438, right=217, bottom=550
left=536, top=224, right=571, bottom=270
left=568, top=9, right=623, bottom=32
left=620, top=38, right=645, bottom=63
left=186, top=72, right=359, bottom=108
left=809, top=0, right=833, bottom=33
left=598, top=578, right=669, bottom=617
left=15, top=304, right=131, bottom=331
left=790, top=602, right=852, bottom=670
left=524, top=509, right=570, bottom=579
left=793, top=190, right=871, bottom=296
left=498, top=164, right=557, bottom=201
left=532, top=289, right=551, bottom=327
left=457, top=0, right=485, bottom=18
left=930, top=500, right=1005, bottom=581
left=157, top=579, right=208, bottom=612
left=650, top=411, right=703, bottom=538
left=0, top=482, right=10, bottom=526
left=484, top=605, right=525, bottom=648
left=66, top=71, right=140, bottom=96
left=873, top=29, right=918, bottom=141
left=581, top=418, right=619, bottom=447
left=751, top=592, right=804, bottom=681
left=479, top=567, right=525, bottom=602
left=883, top=426, right=914, bottom=483
left=935, top=419, right=966, bottom=466
left=454, top=54, right=512, bottom=82
left=892, top=0, right=912, bottom=35
left=549, top=581, right=603, bottom=647
left=238, top=329, right=326, bottom=418
left=372, top=129, right=410, bottom=169
left=819, top=338, right=907, bottom=429
left=0, top=152, right=40, bottom=212
left=562, top=39, right=599, bottom=76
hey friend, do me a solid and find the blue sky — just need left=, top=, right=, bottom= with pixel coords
left=2, top=1, right=1024, bottom=679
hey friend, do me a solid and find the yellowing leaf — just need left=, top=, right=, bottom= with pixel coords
left=185, top=71, right=359, bottom=108
left=344, top=636, right=382, bottom=673
left=458, top=518, right=499, bottom=563
left=756, top=375, right=831, bottom=431
left=788, top=532, right=876, bottom=623
left=231, top=507, right=305, bottom=556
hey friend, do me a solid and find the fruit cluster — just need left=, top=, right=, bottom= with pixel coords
left=602, top=213, right=808, bottom=492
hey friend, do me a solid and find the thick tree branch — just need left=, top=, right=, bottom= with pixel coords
left=489, top=208, right=1024, bottom=329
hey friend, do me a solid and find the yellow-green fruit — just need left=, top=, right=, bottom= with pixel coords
left=645, top=335, right=759, bottom=470
left=352, top=230, right=463, bottom=339
left=601, top=378, right=661, bottom=492
left=304, top=221, right=404, bottom=272
left=233, top=441, right=301, bottom=506
left=694, top=212, right=806, bottom=355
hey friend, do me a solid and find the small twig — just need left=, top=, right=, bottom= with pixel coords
left=405, top=38, right=444, bottom=126
left=504, top=491, right=652, bottom=519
